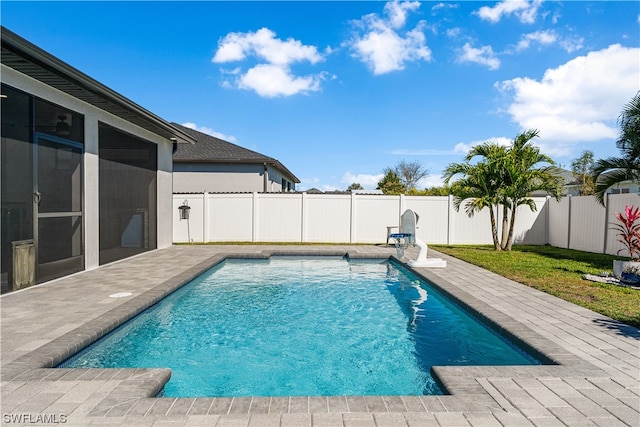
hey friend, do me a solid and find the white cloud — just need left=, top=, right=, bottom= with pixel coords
left=496, top=44, right=640, bottom=155
left=181, top=122, right=237, bottom=143
left=417, top=174, right=445, bottom=188
left=475, top=0, right=543, bottom=24
left=213, top=27, right=323, bottom=66
left=212, top=27, right=327, bottom=97
left=516, top=30, right=557, bottom=51
left=457, top=42, right=500, bottom=70
left=453, top=137, right=512, bottom=155
left=348, top=1, right=432, bottom=75
left=558, top=36, right=584, bottom=53
left=392, top=137, right=513, bottom=157
left=341, top=172, right=385, bottom=189
left=298, top=177, right=342, bottom=192
left=432, top=3, right=459, bottom=13
left=384, top=0, right=421, bottom=29
left=238, top=64, right=325, bottom=98
left=515, top=30, right=583, bottom=53
left=446, top=28, right=461, bottom=38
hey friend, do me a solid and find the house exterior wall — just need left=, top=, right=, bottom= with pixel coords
left=563, top=182, right=638, bottom=196
left=1, top=65, right=174, bottom=272
left=606, top=181, right=639, bottom=195
left=266, top=165, right=296, bottom=192
left=173, top=163, right=295, bottom=193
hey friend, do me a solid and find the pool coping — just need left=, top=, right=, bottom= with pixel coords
left=1, top=248, right=610, bottom=421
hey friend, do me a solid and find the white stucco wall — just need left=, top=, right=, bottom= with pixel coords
left=2, top=65, right=175, bottom=270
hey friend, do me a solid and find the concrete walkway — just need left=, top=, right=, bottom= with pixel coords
left=1, top=245, right=638, bottom=426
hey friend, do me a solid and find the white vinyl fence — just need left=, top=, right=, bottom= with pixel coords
left=173, top=192, right=548, bottom=246
left=548, top=192, right=640, bottom=256
left=173, top=192, right=640, bottom=257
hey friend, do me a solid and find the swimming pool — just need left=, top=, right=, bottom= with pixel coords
left=60, top=257, right=539, bottom=397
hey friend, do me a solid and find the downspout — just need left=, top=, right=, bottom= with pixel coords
left=263, top=162, right=268, bottom=193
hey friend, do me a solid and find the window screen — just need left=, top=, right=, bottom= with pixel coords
left=99, top=123, right=157, bottom=265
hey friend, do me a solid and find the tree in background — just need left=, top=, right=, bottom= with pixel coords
left=592, top=92, right=640, bottom=205
left=407, top=185, right=452, bottom=196
left=376, top=160, right=428, bottom=194
left=394, top=160, right=429, bottom=191
left=346, top=183, right=363, bottom=191
left=376, top=170, right=405, bottom=195
left=443, top=129, right=562, bottom=251
left=570, top=150, right=595, bottom=195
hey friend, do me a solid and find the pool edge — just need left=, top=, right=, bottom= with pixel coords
left=1, top=248, right=610, bottom=418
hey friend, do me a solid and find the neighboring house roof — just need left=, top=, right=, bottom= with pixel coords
left=304, top=188, right=324, bottom=194
left=171, top=123, right=300, bottom=183
left=550, top=167, right=579, bottom=187
left=1, top=26, right=195, bottom=145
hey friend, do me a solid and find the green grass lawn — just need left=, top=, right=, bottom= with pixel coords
left=432, top=245, right=640, bottom=328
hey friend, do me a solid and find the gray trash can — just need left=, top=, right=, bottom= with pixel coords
left=12, top=239, right=35, bottom=290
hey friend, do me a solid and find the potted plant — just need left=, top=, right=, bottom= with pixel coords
left=612, top=205, right=640, bottom=278
left=620, top=264, right=640, bottom=286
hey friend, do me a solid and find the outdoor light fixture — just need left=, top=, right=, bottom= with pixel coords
left=55, top=115, right=70, bottom=136
left=178, top=200, right=191, bottom=220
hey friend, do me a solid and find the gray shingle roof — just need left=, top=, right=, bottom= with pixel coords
left=171, top=123, right=299, bottom=183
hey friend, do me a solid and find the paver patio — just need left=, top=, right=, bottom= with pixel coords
left=1, top=245, right=638, bottom=426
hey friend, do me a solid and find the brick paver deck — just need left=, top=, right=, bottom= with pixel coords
left=1, top=245, right=638, bottom=426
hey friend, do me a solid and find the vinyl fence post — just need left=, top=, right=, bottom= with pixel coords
left=603, top=192, right=610, bottom=254
left=567, top=194, right=572, bottom=249
left=301, top=192, right=307, bottom=243
left=447, top=194, right=453, bottom=245
left=252, top=192, right=258, bottom=243
left=545, top=196, right=550, bottom=245
left=350, top=192, right=356, bottom=244
left=203, top=192, right=209, bottom=243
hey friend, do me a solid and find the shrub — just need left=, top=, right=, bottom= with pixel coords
left=613, top=205, right=640, bottom=260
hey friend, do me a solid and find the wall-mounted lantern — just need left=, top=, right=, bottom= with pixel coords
left=178, top=200, right=191, bottom=220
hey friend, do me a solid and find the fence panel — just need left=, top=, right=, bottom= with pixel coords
left=404, top=196, right=450, bottom=244
left=207, top=193, right=254, bottom=242
left=173, top=194, right=204, bottom=243
left=548, top=197, right=569, bottom=248
left=255, top=193, right=303, bottom=242
left=353, top=195, right=400, bottom=243
left=448, top=202, right=496, bottom=244
left=304, top=194, right=352, bottom=242
left=515, top=198, right=548, bottom=245
left=568, top=196, right=606, bottom=253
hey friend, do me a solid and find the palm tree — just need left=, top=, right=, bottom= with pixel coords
left=443, top=144, right=508, bottom=250
left=443, top=129, right=562, bottom=251
left=501, top=130, right=563, bottom=250
left=592, top=92, right=640, bottom=205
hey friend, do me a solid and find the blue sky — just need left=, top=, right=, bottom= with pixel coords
left=3, top=1, right=639, bottom=191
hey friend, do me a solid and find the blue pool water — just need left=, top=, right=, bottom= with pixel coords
left=61, top=257, right=538, bottom=397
